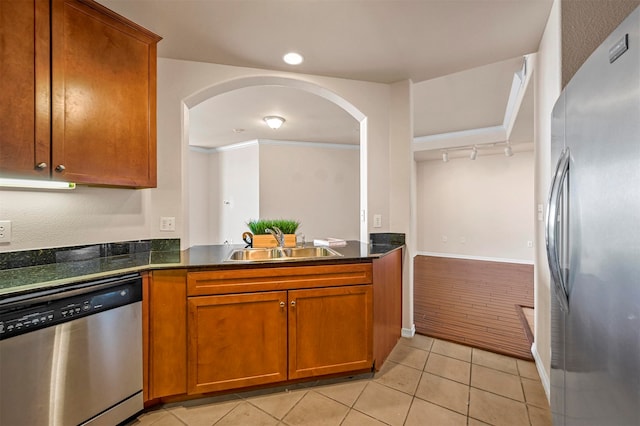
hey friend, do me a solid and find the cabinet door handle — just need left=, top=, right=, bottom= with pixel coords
left=279, top=301, right=285, bottom=308
left=36, top=162, right=48, bottom=170
left=55, top=165, right=66, bottom=172
left=290, top=300, right=296, bottom=307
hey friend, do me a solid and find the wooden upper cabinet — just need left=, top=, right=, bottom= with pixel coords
left=51, top=0, right=161, bottom=187
left=0, top=0, right=161, bottom=187
left=0, top=0, right=50, bottom=178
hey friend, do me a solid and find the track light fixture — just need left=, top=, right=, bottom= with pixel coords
left=437, top=141, right=516, bottom=162
left=470, top=146, right=478, bottom=160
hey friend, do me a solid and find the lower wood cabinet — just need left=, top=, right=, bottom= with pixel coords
left=186, top=263, right=374, bottom=395
left=147, top=263, right=375, bottom=400
left=187, top=291, right=288, bottom=394
left=288, top=285, right=373, bottom=379
left=147, top=269, right=187, bottom=400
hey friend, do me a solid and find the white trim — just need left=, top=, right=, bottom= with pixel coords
left=531, top=342, right=551, bottom=402
left=412, top=125, right=506, bottom=152
left=415, top=251, right=534, bottom=265
left=412, top=54, right=532, bottom=154
left=401, top=324, right=416, bottom=338
left=258, top=139, right=359, bottom=151
left=189, top=139, right=359, bottom=153
left=188, top=145, right=217, bottom=153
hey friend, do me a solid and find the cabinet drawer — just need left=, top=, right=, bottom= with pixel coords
left=187, top=263, right=372, bottom=296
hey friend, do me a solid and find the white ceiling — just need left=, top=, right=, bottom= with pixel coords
left=98, top=0, right=552, bottom=151
left=189, top=85, right=359, bottom=148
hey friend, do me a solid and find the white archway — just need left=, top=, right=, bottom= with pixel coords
left=180, top=75, right=368, bottom=247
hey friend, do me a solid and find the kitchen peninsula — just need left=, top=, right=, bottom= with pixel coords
left=0, top=237, right=403, bottom=407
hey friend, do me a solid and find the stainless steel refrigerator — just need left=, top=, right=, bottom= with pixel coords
left=547, top=7, right=640, bottom=426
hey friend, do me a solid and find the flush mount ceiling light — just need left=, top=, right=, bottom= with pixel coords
left=263, top=116, right=285, bottom=129
left=283, top=52, right=304, bottom=65
left=470, top=146, right=478, bottom=160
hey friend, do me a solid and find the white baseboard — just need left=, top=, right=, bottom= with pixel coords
left=531, top=342, right=550, bottom=402
left=401, top=324, right=416, bottom=337
left=415, top=251, right=534, bottom=265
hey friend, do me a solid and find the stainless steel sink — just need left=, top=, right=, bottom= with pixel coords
left=280, top=247, right=341, bottom=258
left=225, top=246, right=342, bottom=262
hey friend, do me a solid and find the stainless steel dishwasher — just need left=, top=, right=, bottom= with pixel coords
left=0, top=273, right=143, bottom=426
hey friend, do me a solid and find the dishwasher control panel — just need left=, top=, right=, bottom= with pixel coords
left=0, top=275, right=142, bottom=340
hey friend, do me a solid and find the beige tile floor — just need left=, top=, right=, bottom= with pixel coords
left=130, top=335, right=551, bottom=426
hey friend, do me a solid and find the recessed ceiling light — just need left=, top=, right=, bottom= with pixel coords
left=283, top=52, right=304, bottom=65
left=233, top=128, right=245, bottom=133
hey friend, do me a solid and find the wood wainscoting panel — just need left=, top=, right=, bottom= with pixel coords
left=414, top=255, right=534, bottom=360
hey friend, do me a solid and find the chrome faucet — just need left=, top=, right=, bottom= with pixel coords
left=266, top=226, right=285, bottom=248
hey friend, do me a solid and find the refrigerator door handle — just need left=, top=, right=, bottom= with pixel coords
left=546, top=147, right=570, bottom=312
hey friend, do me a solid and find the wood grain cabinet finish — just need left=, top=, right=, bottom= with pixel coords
left=288, top=285, right=373, bottom=379
left=0, top=0, right=50, bottom=178
left=372, top=248, right=403, bottom=370
left=187, top=291, right=288, bottom=395
left=0, top=0, right=161, bottom=187
left=147, top=270, right=188, bottom=400
left=185, top=263, right=374, bottom=394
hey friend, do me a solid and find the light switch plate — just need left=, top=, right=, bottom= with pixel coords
left=373, top=214, right=382, bottom=228
left=0, top=220, right=12, bottom=243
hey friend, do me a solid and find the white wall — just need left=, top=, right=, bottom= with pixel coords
left=188, top=148, right=212, bottom=246
left=154, top=58, right=394, bottom=250
left=532, top=0, right=562, bottom=397
left=258, top=141, right=360, bottom=241
left=0, top=58, right=397, bottom=253
left=389, top=80, right=415, bottom=335
left=416, top=150, right=534, bottom=262
left=0, top=186, right=152, bottom=252
left=188, top=140, right=360, bottom=245
left=217, top=144, right=260, bottom=244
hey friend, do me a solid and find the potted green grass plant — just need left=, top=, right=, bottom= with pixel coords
left=245, top=219, right=300, bottom=248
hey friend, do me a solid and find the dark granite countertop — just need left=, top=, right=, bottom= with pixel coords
left=0, top=241, right=403, bottom=300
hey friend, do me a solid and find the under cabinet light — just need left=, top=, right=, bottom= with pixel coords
left=0, top=178, right=76, bottom=190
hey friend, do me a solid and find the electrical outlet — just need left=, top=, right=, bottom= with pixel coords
left=160, top=216, right=175, bottom=232
left=527, top=240, right=534, bottom=248
left=442, top=235, right=448, bottom=243
left=0, top=220, right=12, bottom=243
left=373, top=214, right=382, bottom=228
left=460, top=236, right=466, bottom=244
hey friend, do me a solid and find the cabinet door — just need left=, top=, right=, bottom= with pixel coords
left=0, top=0, right=50, bottom=177
left=289, top=285, right=373, bottom=379
left=188, top=291, right=288, bottom=394
left=50, top=0, right=160, bottom=187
